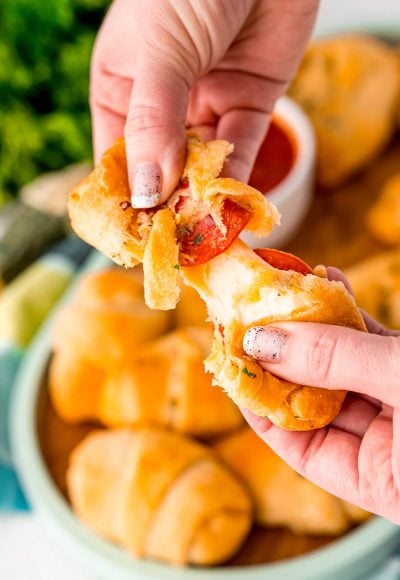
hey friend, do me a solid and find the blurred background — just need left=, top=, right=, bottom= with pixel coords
left=0, top=0, right=110, bottom=206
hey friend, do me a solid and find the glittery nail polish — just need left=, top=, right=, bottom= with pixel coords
left=131, top=162, right=162, bottom=208
left=243, top=326, right=288, bottom=362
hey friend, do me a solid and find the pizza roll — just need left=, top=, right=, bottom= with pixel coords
left=181, top=242, right=366, bottom=430
left=68, top=135, right=364, bottom=430
left=51, top=267, right=242, bottom=436
left=96, top=326, right=243, bottom=436
left=68, top=134, right=279, bottom=309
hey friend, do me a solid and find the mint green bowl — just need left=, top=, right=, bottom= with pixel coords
left=9, top=252, right=400, bottom=580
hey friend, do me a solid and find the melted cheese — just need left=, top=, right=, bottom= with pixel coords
left=181, top=240, right=312, bottom=328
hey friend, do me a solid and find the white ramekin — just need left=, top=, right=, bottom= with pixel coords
left=241, top=95, right=316, bottom=249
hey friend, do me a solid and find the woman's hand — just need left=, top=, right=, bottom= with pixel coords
left=243, top=268, right=400, bottom=523
left=90, top=0, right=319, bottom=207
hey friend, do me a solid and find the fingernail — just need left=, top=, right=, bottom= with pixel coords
left=131, top=162, right=162, bottom=208
left=243, top=326, right=289, bottom=362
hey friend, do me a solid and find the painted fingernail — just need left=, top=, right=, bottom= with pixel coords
left=243, top=326, right=289, bottom=363
left=131, top=162, right=162, bottom=208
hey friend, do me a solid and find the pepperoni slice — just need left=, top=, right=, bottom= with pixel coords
left=255, top=248, right=312, bottom=275
left=178, top=199, right=251, bottom=267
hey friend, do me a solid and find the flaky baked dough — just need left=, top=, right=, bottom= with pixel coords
left=69, top=134, right=364, bottom=430
left=214, top=427, right=370, bottom=534
left=67, top=428, right=252, bottom=566
left=98, top=325, right=243, bottom=436
left=181, top=240, right=367, bottom=430
left=51, top=268, right=170, bottom=365
left=50, top=269, right=242, bottom=437
left=49, top=267, right=169, bottom=421
left=68, top=134, right=279, bottom=309
left=289, top=35, right=400, bottom=187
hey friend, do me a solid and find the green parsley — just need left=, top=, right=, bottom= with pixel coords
left=192, top=233, right=204, bottom=246
left=242, top=366, right=256, bottom=379
left=173, top=264, right=180, bottom=270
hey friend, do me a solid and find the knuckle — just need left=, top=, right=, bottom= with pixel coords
left=307, top=328, right=339, bottom=385
left=124, top=106, right=170, bottom=139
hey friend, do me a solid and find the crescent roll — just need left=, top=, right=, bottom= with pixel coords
left=181, top=240, right=366, bottom=430
left=214, top=427, right=369, bottom=534
left=68, top=135, right=279, bottom=309
left=50, top=267, right=242, bottom=436
left=67, top=428, right=252, bottom=566
left=97, top=325, right=243, bottom=436
left=68, top=135, right=365, bottom=430
left=289, top=35, right=400, bottom=187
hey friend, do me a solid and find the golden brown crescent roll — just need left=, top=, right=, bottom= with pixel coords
left=52, top=268, right=170, bottom=365
left=367, top=172, right=400, bottom=245
left=67, top=428, right=252, bottom=566
left=50, top=267, right=168, bottom=422
left=97, top=326, right=244, bottom=436
left=345, top=249, right=400, bottom=329
left=68, top=134, right=279, bottom=309
left=214, top=427, right=370, bottom=534
left=51, top=323, right=243, bottom=437
left=50, top=346, right=106, bottom=422
left=289, top=35, right=400, bottom=187
left=181, top=240, right=366, bottom=430
left=67, top=133, right=363, bottom=431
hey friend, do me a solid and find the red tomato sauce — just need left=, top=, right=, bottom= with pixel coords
left=248, top=117, right=297, bottom=194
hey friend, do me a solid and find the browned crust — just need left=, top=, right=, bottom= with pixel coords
left=68, top=138, right=146, bottom=268
left=182, top=242, right=366, bottom=431
left=68, top=135, right=279, bottom=310
left=67, top=428, right=252, bottom=565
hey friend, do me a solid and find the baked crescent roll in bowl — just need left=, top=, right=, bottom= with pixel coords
left=52, top=268, right=170, bottom=365
left=96, top=325, right=243, bottom=436
left=49, top=267, right=171, bottom=421
left=51, top=323, right=243, bottom=436
left=68, top=134, right=366, bottom=430
left=289, top=35, right=400, bottom=188
left=50, top=268, right=242, bottom=437
left=214, top=427, right=369, bottom=535
left=67, top=428, right=253, bottom=566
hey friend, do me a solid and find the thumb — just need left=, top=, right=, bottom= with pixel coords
left=125, top=59, right=189, bottom=208
left=218, top=108, right=271, bottom=183
left=243, top=322, right=400, bottom=408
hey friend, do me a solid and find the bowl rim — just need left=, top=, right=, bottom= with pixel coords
left=10, top=252, right=400, bottom=580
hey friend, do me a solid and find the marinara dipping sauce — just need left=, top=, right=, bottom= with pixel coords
left=248, top=117, right=297, bottom=194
